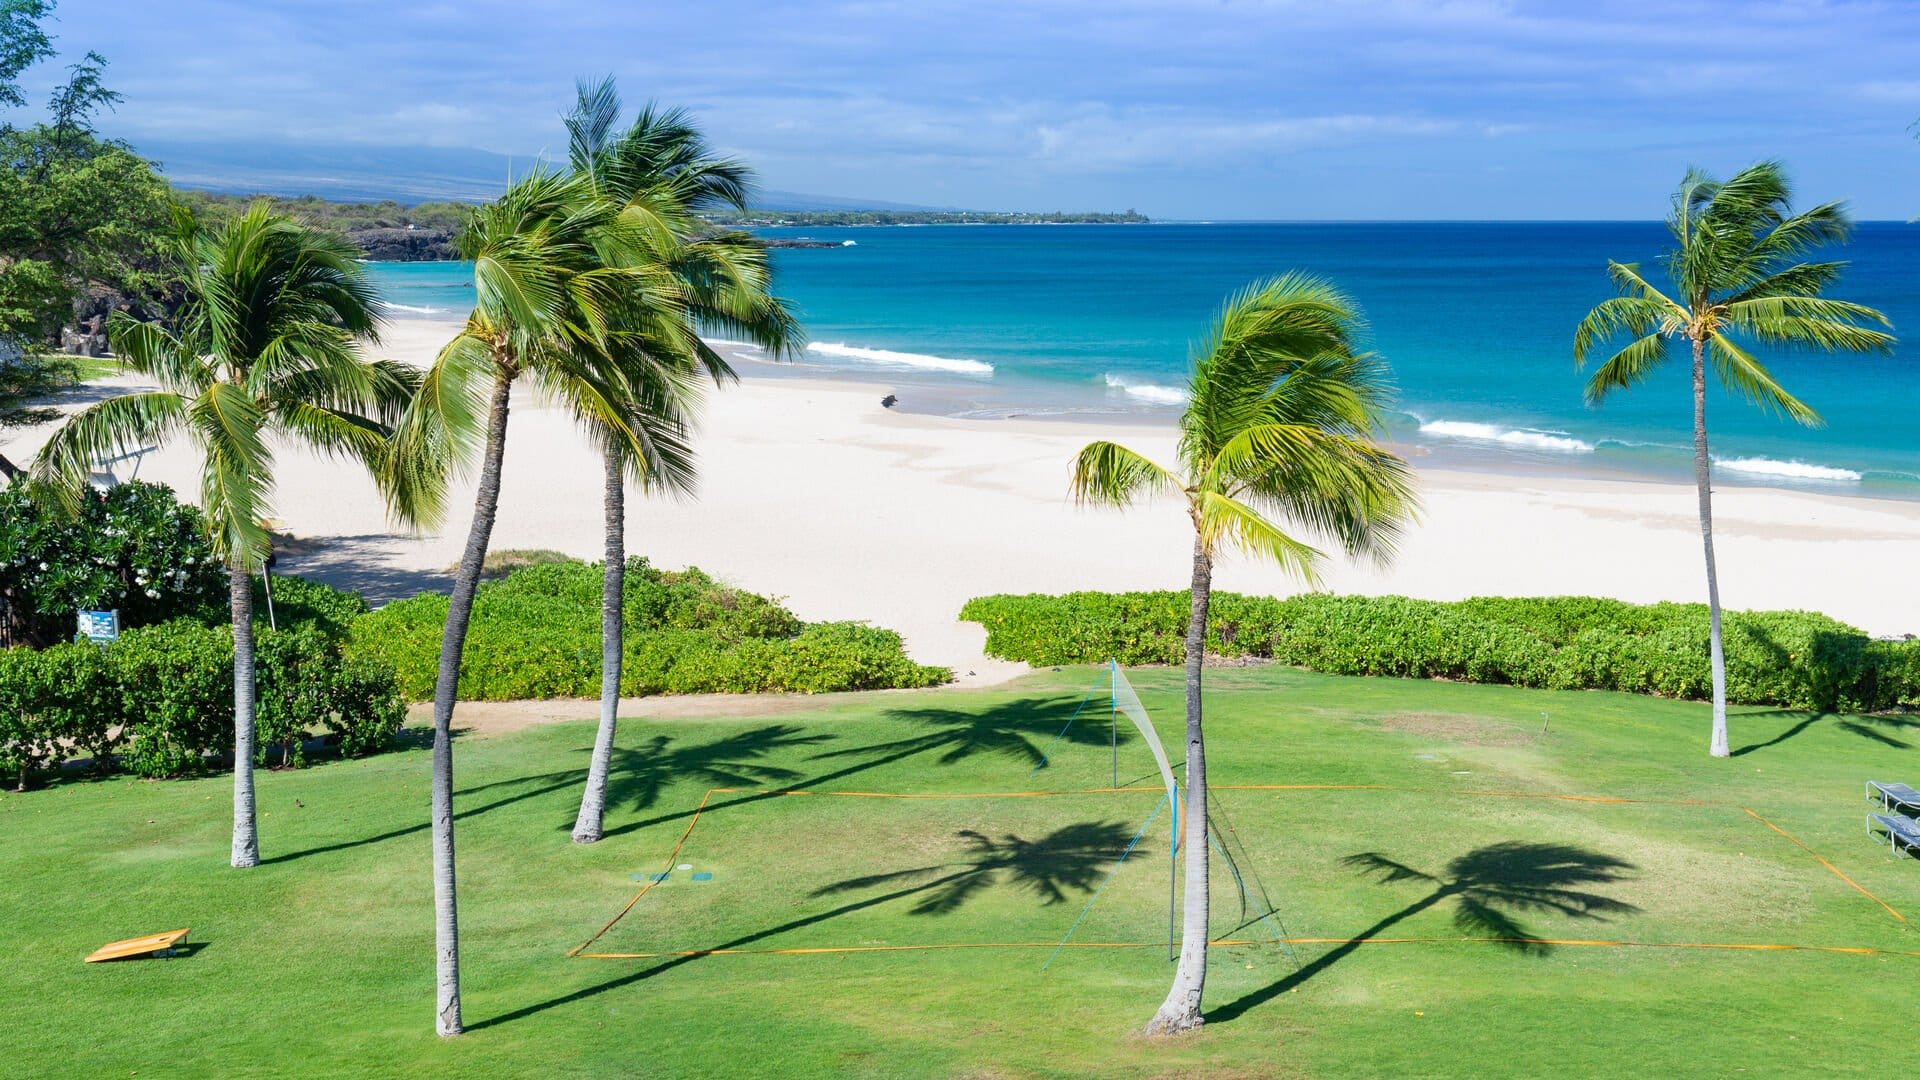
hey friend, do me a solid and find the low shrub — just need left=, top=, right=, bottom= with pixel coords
left=960, top=591, right=1919, bottom=712
left=351, top=558, right=948, bottom=700
left=0, top=616, right=407, bottom=787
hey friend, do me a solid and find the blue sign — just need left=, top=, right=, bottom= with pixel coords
left=77, top=610, right=120, bottom=642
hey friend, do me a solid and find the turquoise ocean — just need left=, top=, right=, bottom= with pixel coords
left=366, top=222, right=1920, bottom=496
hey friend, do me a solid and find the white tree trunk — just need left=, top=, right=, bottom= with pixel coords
left=573, top=445, right=625, bottom=843
left=1692, top=337, right=1730, bottom=758
left=229, top=563, right=260, bottom=868
left=1146, top=534, right=1212, bottom=1036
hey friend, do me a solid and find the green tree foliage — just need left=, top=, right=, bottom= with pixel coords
left=0, top=479, right=224, bottom=646
left=0, top=3, right=170, bottom=349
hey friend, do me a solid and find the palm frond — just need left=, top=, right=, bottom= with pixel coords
left=29, top=391, right=187, bottom=506
left=187, top=381, right=274, bottom=562
left=1704, top=334, right=1822, bottom=427
left=1194, top=489, right=1325, bottom=585
left=1069, top=441, right=1180, bottom=508
left=1583, top=332, right=1668, bottom=405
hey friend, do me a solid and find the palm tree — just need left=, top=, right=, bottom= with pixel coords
left=1070, top=275, right=1418, bottom=1034
left=31, top=203, right=425, bottom=867
left=1574, top=161, right=1893, bottom=757
left=560, top=78, right=799, bottom=845
left=397, top=170, right=709, bottom=1037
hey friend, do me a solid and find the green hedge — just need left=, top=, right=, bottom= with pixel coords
left=959, top=591, right=1920, bottom=713
left=0, top=618, right=405, bottom=788
left=350, top=558, right=949, bottom=700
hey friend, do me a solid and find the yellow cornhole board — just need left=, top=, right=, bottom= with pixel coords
left=85, top=928, right=190, bottom=963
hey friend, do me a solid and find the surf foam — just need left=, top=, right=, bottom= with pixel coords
left=1419, top=419, right=1594, bottom=453
left=1715, top=457, right=1862, bottom=482
left=806, top=342, right=993, bottom=375
left=1103, top=374, right=1188, bottom=405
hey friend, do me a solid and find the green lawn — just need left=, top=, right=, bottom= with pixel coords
left=4, top=665, right=1917, bottom=1078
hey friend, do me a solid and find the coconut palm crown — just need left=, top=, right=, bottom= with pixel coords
left=1070, top=273, right=1418, bottom=1034
left=1573, top=160, right=1893, bottom=758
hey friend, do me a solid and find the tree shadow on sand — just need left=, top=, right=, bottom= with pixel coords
left=471, top=820, right=1142, bottom=1031
left=599, top=696, right=1118, bottom=840
left=1207, top=841, right=1638, bottom=1025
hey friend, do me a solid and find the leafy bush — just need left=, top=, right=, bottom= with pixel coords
left=0, top=481, right=224, bottom=647
left=0, top=617, right=407, bottom=787
left=254, top=573, right=368, bottom=639
left=960, top=591, right=1919, bottom=712
left=351, top=558, right=947, bottom=700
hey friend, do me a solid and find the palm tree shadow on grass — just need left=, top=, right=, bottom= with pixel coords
left=599, top=696, right=1118, bottom=840
left=1732, top=711, right=1920, bottom=757
left=470, top=820, right=1142, bottom=1032
left=262, top=724, right=826, bottom=865
left=1207, top=842, right=1638, bottom=1025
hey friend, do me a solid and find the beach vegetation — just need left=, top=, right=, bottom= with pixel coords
left=348, top=557, right=946, bottom=701
left=1573, top=161, right=1895, bottom=757
left=0, top=609, right=403, bottom=788
left=961, top=590, right=1920, bottom=712
left=1068, top=275, right=1418, bottom=1034
left=29, top=203, right=435, bottom=868
left=558, top=76, right=801, bottom=846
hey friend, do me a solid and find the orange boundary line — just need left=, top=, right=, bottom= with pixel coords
left=578, top=936, right=1920, bottom=961
left=568, top=788, right=721, bottom=958
left=577, top=939, right=1258, bottom=959
left=1741, top=807, right=1907, bottom=924
left=1224, top=783, right=1717, bottom=806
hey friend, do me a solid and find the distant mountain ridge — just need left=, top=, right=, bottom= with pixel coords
left=139, top=138, right=943, bottom=211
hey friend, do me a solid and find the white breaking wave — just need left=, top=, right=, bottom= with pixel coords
left=381, top=302, right=446, bottom=315
left=806, top=342, right=993, bottom=375
left=1715, top=456, right=1862, bottom=482
left=1103, top=374, right=1188, bottom=405
left=1419, top=419, right=1594, bottom=453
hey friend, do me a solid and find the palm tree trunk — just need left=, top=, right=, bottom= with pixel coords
left=1147, top=533, right=1213, bottom=1036
left=572, top=445, right=626, bottom=844
left=228, top=562, right=260, bottom=868
left=429, top=368, right=514, bottom=1037
left=1692, top=336, right=1729, bottom=758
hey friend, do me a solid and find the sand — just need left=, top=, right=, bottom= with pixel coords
left=9, top=316, right=1918, bottom=686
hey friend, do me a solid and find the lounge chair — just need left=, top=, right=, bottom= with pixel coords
left=1867, top=813, right=1920, bottom=859
left=1867, top=781, right=1920, bottom=815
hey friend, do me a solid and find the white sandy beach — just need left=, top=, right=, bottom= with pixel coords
left=10, top=316, right=1919, bottom=685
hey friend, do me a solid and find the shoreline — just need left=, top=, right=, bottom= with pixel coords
left=8, top=315, right=1918, bottom=687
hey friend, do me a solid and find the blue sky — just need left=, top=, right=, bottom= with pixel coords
left=19, top=0, right=1920, bottom=218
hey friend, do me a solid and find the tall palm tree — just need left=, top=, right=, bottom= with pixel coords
left=31, top=203, right=426, bottom=867
left=396, top=170, right=706, bottom=1037
left=1070, top=275, right=1418, bottom=1034
left=1574, top=161, right=1893, bottom=758
left=561, top=78, right=799, bottom=845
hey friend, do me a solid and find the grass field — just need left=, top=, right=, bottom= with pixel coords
left=4, top=664, right=1918, bottom=1078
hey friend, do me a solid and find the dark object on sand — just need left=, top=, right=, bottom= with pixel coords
left=881, top=395, right=898, bottom=408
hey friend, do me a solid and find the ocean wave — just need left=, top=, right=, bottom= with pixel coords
left=1418, top=419, right=1594, bottom=453
left=380, top=302, right=447, bottom=315
left=1102, top=374, right=1187, bottom=405
left=1715, top=456, right=1862, bottom=482
left=805, top=342, right=993, bottom=375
